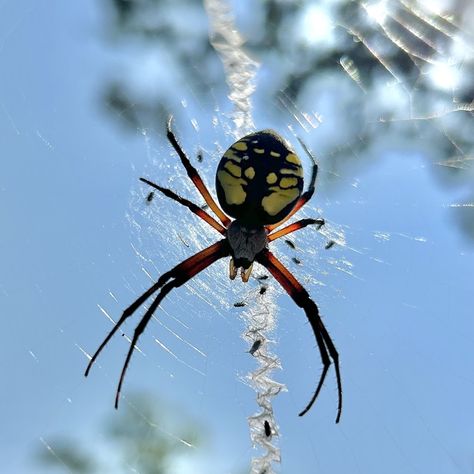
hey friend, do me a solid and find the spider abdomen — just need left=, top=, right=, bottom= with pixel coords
left=216, top=130, right=304, bottom=226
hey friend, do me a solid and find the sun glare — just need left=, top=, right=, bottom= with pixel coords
left=427, top=61, right=461, bottom=91
left=300, top=4, right=334, bottom=45
left=363, top=1, right=389, bottom=24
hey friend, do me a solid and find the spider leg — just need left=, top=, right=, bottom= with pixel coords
left=140, top=178, right=226, bottom=235
left=256, top=249, right=342, bottom=423
left=114, top=239, right=230, bottom=408
left=268, top=218, right=325, bottom=242
left=267, top=140, right=318, bottom=232
left=166, top=116, right=231, bottom=227
left=85, top=240, right=229, bottom=378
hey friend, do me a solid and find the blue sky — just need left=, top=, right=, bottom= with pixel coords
left=1, top=1, right=473, bottom=473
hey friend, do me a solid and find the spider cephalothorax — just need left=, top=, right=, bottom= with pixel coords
left=85, top=117, right=342, bottom=423
left=226, top=221, right=267, bottom=281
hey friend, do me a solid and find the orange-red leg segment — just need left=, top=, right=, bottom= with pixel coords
left=85, top=240, right=230, bottom=380
left=113, top=239, right=230, bottom=407
left=167, top=117, right=231, bottom=227
left=268, top=218, right=324, bottom=242
left=140, top=178, right=226, bottom=235
left=256, top=249, right=342, bottom=423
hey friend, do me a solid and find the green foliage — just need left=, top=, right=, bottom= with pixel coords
left=98, top=0, right=474, bottom=244
left=35, top=393, right=203, bottom=474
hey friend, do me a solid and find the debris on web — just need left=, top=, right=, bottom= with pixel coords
left=204, top=0, right=283, bottom=472
left=204, top=0, right=258, bottom=138
left=242, top=284, right=286, bottom=474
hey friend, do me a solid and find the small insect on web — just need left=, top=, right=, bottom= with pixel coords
left=85, top=116, right=343, bottom=423
left=264, top=420, right=272, bottom=438
left=146, top=191, right=154, bottom=203
left=248, top=339, right=262, bottom=356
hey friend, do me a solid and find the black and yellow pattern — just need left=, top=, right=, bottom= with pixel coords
left=87, top=118, right=342, bottom=423
left=215, top=130, right=304, bottom=225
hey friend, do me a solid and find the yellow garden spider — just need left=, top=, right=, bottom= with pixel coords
left=85, top=117, right=342, bottom=423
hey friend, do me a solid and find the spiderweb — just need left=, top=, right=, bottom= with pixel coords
left=3, top=0, right=473, bottom=473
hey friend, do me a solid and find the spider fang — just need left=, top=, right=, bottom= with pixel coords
left=229, top=258, right=238, bottom=280
left=241, top=263, right=253, bottom=282
left=230, top=257, right=254, bottom=282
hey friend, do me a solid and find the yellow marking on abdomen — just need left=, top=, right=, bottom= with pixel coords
left=266, top=172, right=278, bottom=184
left=286, top=153, right=301, bottom=165
left=281, top=167, right=303, bottom=178
left=244, top=167, right=255, bottom=179
left=254, top=148, right=265, bottom=154
left=270, top=151, right=280, bottom=157
left=217, top=170, right=247, bottom=205
left=262, top=187, right=300, bottom=216
left=224, top=161, right=242, bottom=177
left=233, top=141, right=248, bottom=151
left=224, top=149, right=242, bottom=163
left=280, top=177, right=298, bottom=188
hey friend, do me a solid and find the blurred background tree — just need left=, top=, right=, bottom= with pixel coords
left=36, top=394, right=203, bottom=474
left=98, top=0, right=474, bottom=240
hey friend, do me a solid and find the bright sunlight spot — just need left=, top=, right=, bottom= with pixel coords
left=428, top=61, right=461, bottom=91
left=363, top=0, right=389, bottom=24
left=300, top=4, right=333, bottom=44
left=418, top=0, right=453, bottom=17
